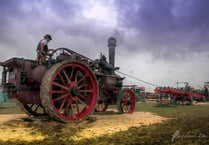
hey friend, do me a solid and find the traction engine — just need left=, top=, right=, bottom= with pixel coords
left=0, top=37, right=135, bottom=122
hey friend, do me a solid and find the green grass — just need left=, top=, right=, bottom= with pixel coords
left=78, top=102, right=209, bottom=145
left=134, top=102, right=209, bottom=118
left=106, top=102, right=209, bottom=118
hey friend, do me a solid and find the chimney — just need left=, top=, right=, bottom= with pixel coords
left=108, top=37, right=116, bottom=68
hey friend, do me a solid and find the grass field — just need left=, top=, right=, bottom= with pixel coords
left=82, top=103, right=209, bottom=145
left=0, top=102, right=209, bottom=145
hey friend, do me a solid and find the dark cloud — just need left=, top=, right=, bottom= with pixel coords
left=0, top=0, right=24, bottom=42
left=0, top=0, right=117, bottom=60
left=49, top=0, right=80, bottom=16
left=0, top=0, right=81, bottom=37
left=0, top=0, right=22, bottom=15
left=0, top=0, right=100, bottom=52
left=0, top=0, right=208, bottom=88
left=116, top=0, right=209, bottom=59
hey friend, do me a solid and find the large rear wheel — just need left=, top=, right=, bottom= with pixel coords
left=41, top=60, right=98, bottom=122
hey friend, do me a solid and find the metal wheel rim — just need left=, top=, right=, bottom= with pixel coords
left=50, top=63, right=97, bottom=121
left=121, top=90, right=135, bottom=113
left=95, top=91, right=108, bottom=112
left=21, top=103, right=47, bottom=116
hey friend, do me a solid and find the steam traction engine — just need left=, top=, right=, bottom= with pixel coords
left=0, top=38, right=135, bottom=122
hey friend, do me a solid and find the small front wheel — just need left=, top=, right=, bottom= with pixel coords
left=95, top=91, right=108, bottom=112
left=117, top=89, right=135, bottom=114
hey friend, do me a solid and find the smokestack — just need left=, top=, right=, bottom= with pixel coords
left=108, top=37, right=117, bottom=68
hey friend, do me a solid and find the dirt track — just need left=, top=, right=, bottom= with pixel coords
left=0, top=110, right=167, bottom=142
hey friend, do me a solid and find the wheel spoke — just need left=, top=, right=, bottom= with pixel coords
left=53, top=82, right=69, bottom=90
left=59, top=97, right=67, bottom=112
left=34, top=104, right=40, bottom=112
left=78, top=82, right=88, bottom=89
left=78, top=93, right=87, bottom=100
left=79, top=89, right=93, bottom=93
left=52, top=90, right=66, bottom=94
left=124, top=93, right=128, bottom=99
left=63, top=99, right=71, bottom=115
left=53, top=93, right=69, bottom=102
left=29, top=104, right=34, bottom=109
left=58, top=72, right=65, bottom=85
left=77, top=98, right=89, bottom=108
left=77, top=74, right=87, bottom=85
left=123, top=96, right=128, bottom=102
left=69, top=65, right=75, bottom=81
left=62, top=70, right=71, bottom=84
left=76, top=99, right=80, bottom=114
left=75, top=71, right=78, bottom=83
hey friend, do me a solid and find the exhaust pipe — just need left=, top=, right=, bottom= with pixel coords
left=108, top=37, right=117, bottom=68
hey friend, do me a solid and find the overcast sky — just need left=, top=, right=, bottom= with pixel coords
left=0, top=0, right=209, bottom=91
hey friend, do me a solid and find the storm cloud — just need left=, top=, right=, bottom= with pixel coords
left=115, top=0, right=209, bottom=59
left=0, top=0, right=209, bottom=89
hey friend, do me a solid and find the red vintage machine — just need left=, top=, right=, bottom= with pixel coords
left=154, top=86, right=206, bottom=105
left=0, top=37, right=135, bottom=122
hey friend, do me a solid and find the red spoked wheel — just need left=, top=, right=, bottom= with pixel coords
left=41, top=60, right=98, bottom=122
left=95, top=91, right=108, bottom=112
left=18, top=103, right=47, bottom=117
left=117, top=89, right=135, bottom=114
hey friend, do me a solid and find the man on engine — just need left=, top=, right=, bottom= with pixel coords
left=36, top=34, right=53, bottom=64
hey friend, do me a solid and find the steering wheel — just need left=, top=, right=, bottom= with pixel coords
left=48, top=48, right=74, bottom=61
